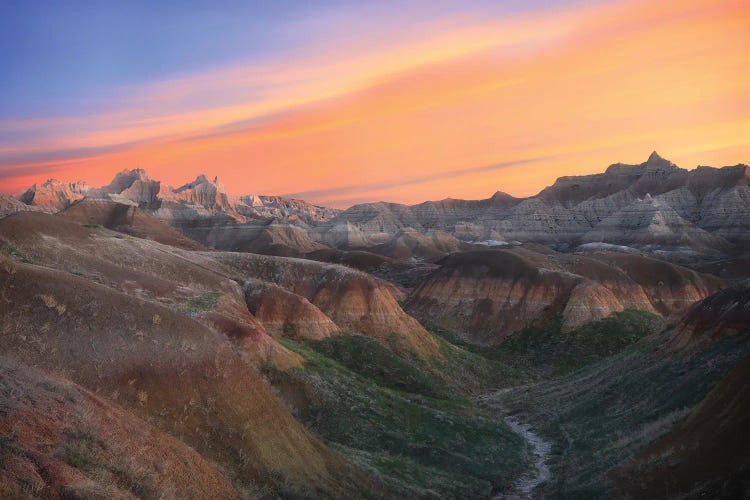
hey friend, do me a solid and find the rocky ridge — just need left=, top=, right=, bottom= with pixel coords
left=405, top=246, right=723, bottom=344
left=321, top=152, right=750, bottom=256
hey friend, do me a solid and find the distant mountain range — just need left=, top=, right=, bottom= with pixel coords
left=4, top=151, right=749, bottom=262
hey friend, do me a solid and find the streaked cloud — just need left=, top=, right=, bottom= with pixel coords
left=1, top=0, right=748, bottom=205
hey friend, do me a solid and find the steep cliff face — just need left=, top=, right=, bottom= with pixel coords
left=18, top=179, right=89, bottom=211
left=206, top=251, right=441, bottom=360
left=581, top=195, right=731, bottom=254
left=405, top=248, right=723, bottom=344
left=171, top=175, right=236, bottom=212
left=99, top=168, right=161, bottom=207
left=1, top=193, right=48, bottom=218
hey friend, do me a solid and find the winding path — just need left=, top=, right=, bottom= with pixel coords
left=499, top=416, right=551, bottom=498
left=479, top=390, right=552, bottom=499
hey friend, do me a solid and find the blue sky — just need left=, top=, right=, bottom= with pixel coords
left=0, top=0, right=581, bottom=118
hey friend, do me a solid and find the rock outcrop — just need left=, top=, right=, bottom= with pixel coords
left=322, top=153, right=749, bottom=257
left=369, top=229, right=474, bottom=261
left=18, top=179, right=89, bottom=210
left=241, top=195, right=341, bottom=225
left=58, top=198, right=204, bottom=250
left=1, top=193, right=48, bottom=218
left=405, top=247, right=723, bottom=344
left=98, top=168, right=161, bottom=207
left=581, top=195, right=730, bottom=256
left=206, top=251, right=441, bottom=360
left=244, top=279, right=341, bottom=340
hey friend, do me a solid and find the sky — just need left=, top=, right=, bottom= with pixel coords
left=1, top=0, right=748, bottom=207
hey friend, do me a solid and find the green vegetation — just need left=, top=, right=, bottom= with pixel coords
left=273, top=337, right=528, bottom=498
left=82, top=223, right=101, bottom=229
left=182, top=292, right=223, bottom=314
left=492, top=310, right=663, bottom=377
left=431, top=310, right=663, bottom=379
left=430, top=334, right=523, bottom=392
left=488, top=332, right=750, bottom=498
left=58, top=426, right=159, bottom=498
left=0, top=244, right=20, bottom=257
left=62, top=442, right=94, bottom=469
left=268, top=307, right=747, bottom=498
left=0, top=243, right=32, bottom=263
left=308, top=335, right=454, bottom=399
left=0, top=431, right=20, bottom=458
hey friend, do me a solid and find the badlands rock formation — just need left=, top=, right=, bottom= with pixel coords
left=19, top=179, right=89, bottom=210
left=322, top=152, right=750, bottom=255
left=96, top=168, right=161, bottom=207
left=0, top=211, right=297, bottom=370
left=0, top=193, right=47, bottom=218
left=58, top=198, right=204, bottom=250
left=12, top=152, right=747, bottom=261
left=405, top=247, right=723, bottom=344
left=244, top=278, right=342, bottom=340
left=207, top=251, right=441, bottom=359
left=581, top=195, right=730, bottom=255
left=0, top=249, right=358, bottom=494
left=14, top=169, right=340, bottom=230
left=181, top=218, right=329, bottom=256
left=241, top=195, right=340, bottom=225
left=369, top=228, right=475, bottom=261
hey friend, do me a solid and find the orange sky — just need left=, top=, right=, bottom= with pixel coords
left=1, top=0, right=749, bottom=207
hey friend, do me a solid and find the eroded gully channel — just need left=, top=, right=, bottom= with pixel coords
left=478, top=390, right=552, bottom=499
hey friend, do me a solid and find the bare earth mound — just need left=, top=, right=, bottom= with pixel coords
left=0, top=356, right=238, bottom=499
left=405, top=247, right=722, bottom=344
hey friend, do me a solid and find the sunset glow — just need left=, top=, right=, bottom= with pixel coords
left=2, top=0, right=749, bottom=206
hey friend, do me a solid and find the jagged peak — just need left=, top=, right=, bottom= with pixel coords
left=644, top=150, right=678, bottom=170
left=25, top=178, right=88, bottom=191
left=111, top=168, right=150, bottom=180
left=647, top=151, right=664, bottom=163
left=490, top=190, right=515, bottom=200
left=175, top=174, right=216, bottom=193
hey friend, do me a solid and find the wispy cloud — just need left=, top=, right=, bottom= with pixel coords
left=282, top=157, right=550, bottom=200
left=1, top=0, right=748, bottom=204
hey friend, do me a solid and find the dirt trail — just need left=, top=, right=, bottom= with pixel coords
left=500, top=416, right=551, bottom=498
left=479, top=390, right=552, bottom=499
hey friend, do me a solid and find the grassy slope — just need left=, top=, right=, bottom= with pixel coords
left=268, top=336, right=527, bottom=499
left=432, top=310, right=664, bottom=379
left=265, top=309, right=672, bottom=498
left=488, top=332, right=750, bottom=498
